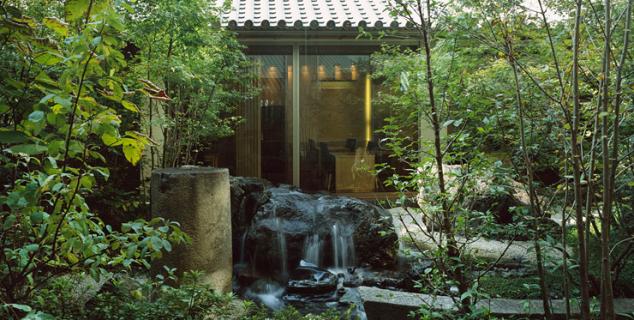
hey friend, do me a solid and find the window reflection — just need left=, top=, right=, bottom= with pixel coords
left=299, top=54, right=385, bottom=193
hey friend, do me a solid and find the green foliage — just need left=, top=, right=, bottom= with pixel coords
left=125, top=0, right=256, bottom=167
left=11, top=269, right=346, bottom=320
left=375, top=0, right=632, bottom=317
left=0, top=0, right=187, bottom=315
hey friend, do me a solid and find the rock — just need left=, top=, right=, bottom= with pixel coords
left=230, top=177, right=398, bottom=276
left=417, top=164, right=531, bottom=228
left=152, top=167, right=233, bottom=293
left=243, top=279, right=286, bottom=310
left=358, top=286, right=634, bottom=320
left=287, top=266, right=337, bottom=295
left=230, top=176, right=272, bottom=263
left=466, top=192, right=524, bottom=224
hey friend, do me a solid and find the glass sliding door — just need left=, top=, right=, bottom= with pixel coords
left=298, top=51, right=383, bottom=193
left=234, top=54, right=293, bottom=185
left=232, top=46, right=404, bottom=194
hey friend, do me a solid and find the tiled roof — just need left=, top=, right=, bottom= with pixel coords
left=219, top=0, right=411, bottom=30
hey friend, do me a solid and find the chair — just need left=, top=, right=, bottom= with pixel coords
left=345, top=138, right=357, bottom=152
left=319, top=142, right=335, bottom=192
left=301, top=139, right=321, bottom=190
left=367, top=141, right=378, bottom=153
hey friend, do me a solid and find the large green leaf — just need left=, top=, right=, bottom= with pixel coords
left=64, top=0, right=90, bottom=21
left=6, top=144, right=48, bottom=155
left=34, top=52, right=63, bottom=66
left=43, top=17, right=69, bottom=37
left=28, top=110, right=45, bottom=123
left=121, top=100, right=138, bottom=112
left=121, top=138, right=142, bottom=165
left=0, top=130, right=28, bottom=143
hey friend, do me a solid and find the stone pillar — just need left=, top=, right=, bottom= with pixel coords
left=151, top=167, right=232, bottom=293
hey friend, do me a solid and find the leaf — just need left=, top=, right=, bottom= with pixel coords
left=0, top=130, right=28, bottom=143
left=35, top=72, right=59, bottom=87
left=3, top=214, right=16, bottom=230
left=28, top=110, right=45, bottom=123
left=43, top=17, right=69, bottom=36
left=91, top=36, right=102, bottom=48
left=101, top=133, right=121, bottom=146
left=121, top=100, right=139, bottom=112
left=130, top=289, right=143, bottom=300
left=65, top=0, right=90, bottom=21
left=30, top=211, right=48, bottom=224
left=122, top=138, right=142, bottom=165
left=34, top=52, right=63, bottom=65
left=6, top=303, right=32, bottom=312
left=66, top=252, right=79, bottom=264
left=6, top=144, right=48, bottom=155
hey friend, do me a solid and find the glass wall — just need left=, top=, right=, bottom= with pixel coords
left=298, top=50, right=390, bottom=193
left=234, top=55, right=293, bottom=185
left=233, top=46, right=402, bottom=194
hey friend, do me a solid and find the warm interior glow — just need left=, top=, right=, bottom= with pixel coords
left=351, top=64, right=358, bottom=80
left=364, top=74, right=372, bottom=143
left=318, top=64, right=326, bottom=80
left=301, top=64, right=309, bottom=80
left=334, top=64, right=342, bottom=80
left=268, top=66, right=280, bottom=78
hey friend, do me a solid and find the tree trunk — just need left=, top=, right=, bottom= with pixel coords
left=571, top=1, right=592, bottom=318
left=599, top=0, right=615, bottom=317
left=506, top=36, right=552, bottom=320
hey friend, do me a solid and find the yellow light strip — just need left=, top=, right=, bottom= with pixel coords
left=365, top=74, right=372, bottom=144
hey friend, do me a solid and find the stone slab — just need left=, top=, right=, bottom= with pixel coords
left=359, top=286, right=634, bottom=320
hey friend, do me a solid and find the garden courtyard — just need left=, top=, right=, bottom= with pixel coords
left=1, top=0, right=633, bottom=319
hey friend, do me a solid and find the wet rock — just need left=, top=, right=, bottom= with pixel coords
left=244, top=279, right=286, bottom=310
left=230, top=177, right=398, bottom=276
left=230, top=177, right=272, bottom=261
left=287, top=266, right=337, bottom=295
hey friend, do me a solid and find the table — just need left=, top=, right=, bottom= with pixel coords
left=331, top=151, right=376, bottom=192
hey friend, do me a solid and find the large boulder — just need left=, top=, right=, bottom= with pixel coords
left=417, top=164, right=530, bottom=226
left=230, top=177, right=398, bottom=277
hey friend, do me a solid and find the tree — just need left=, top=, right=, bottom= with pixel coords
left=125, top=0, right=255, bottom=170
left=0, top=1, right=186, bottom=315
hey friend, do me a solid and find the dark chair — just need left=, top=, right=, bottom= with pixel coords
left=319, top=142, right=335, bottom=192
left=367, top=141, right=378, bottom=152
left=345, top=138, right=357, bottom=152
left=301, top=139, right=321, bottom=190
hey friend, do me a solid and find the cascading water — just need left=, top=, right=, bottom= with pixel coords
left=303, top=234, right=323, bottom=267
left=273, top=203, right=288, bottom=278
left=239, top=230, right=248, bottom=264
left=331, top=223, right=356, bottom=268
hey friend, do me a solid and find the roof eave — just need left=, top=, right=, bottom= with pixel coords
left=228, top=27, right=420, bottom=45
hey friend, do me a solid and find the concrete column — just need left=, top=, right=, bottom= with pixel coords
left=151, top=167, right=232, bottom=293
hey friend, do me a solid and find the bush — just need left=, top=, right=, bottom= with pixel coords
left=18, top=269, right=347, bottom=320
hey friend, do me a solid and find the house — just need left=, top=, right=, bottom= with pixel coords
left=217, top=0, right=423, bottom=196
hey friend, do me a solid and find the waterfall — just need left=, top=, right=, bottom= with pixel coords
left=303, top=234, right=323, bottom=267
left=273, top=204, right=287, bottom=277
left=331, top=223, right=356, bottom=268
left=277, top=218, right=288, bottom=277
left=239, top=231, right=248, bottom=264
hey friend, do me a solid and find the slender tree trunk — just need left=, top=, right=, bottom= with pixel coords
left=506, top=36, right=552, bottom=320
left=561, top=161, right=571, bottom=320
left=414, top=0, right=466, bottom=311
left=571, top=1, right=592, bottom=318
left=599, top=0, right=615, bottom=317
